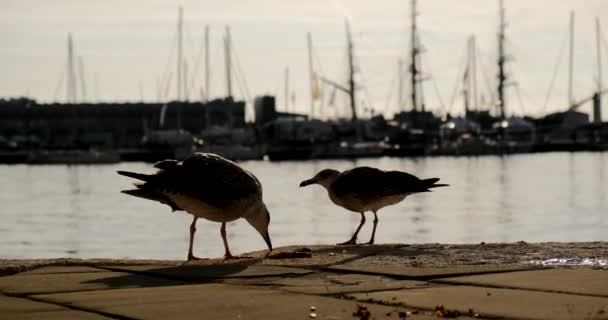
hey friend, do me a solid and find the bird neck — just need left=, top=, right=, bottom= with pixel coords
left=317, top=176, right=338, bottom=190
left=243, top=201, right=265, bottom=220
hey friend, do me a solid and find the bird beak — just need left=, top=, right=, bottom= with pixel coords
left=264, top=231, right=272, bottom=252
left=299, top=179, right=315, bottom=187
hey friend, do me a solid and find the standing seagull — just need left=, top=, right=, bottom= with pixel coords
left=300, top=167, right=448, bottom=245
left=117, top=153, right=272, bottom=260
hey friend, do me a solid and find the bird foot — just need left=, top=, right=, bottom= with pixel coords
left=187, top=255, right=207, bottom=261
left=364, top=241, right=375, bottom=245
left=181, top=256, right=208, bottom=265
left=337, top=239, right=357, bottom=245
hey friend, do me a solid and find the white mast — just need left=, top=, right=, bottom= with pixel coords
left=66, top=33, right=77, bottom=103
left=568, top=11, right=575, bottom=107
left=177, top=6, right=183, bottom=101
left=464, top=40, right=471, bottom=117
left=595, top=17, right=603, bottom=122
left=204, top=25, right=210, bottom=102
left=78, top=56, right=87, bottom=102
left=497, top=0, right=507, bottom=119
left=284, top=67, right=290, bottom=112
left=409, top=0, right=419, bottom=113
left=345, top=19, right=357, bottom=122
left=398, top=58, right=404, bottom=110
left=307, top=32, right=314, bottom=118
left=93, top=72, right=99, bottom=102
left=470, top=35, right=478, bottom=110
left=224, top=26, right=232, bottom=99
left=464, top=35, right=478, bottom=116
left=183, top=60, right=189, bottom=101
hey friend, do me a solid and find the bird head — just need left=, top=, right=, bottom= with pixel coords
left=244, top=202, right=272, bottom=252
left=299, top=169, right=340, bottom=189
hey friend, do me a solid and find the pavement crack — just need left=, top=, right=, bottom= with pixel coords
left=429, top=280, right=608, bottom=299
left=7, top=294, right=135, bottom=320
left=322, top=265, right=540, bottom=281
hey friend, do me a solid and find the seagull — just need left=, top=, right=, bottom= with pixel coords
left=117, top=153, right=272, bottom=260
left=300, top=167, right=448, bottom=245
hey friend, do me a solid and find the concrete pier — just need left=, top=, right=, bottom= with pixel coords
left=1, top=242, right=607, bottom=319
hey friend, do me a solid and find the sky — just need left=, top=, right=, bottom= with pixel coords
left=1, top=0, right=607, bottom=120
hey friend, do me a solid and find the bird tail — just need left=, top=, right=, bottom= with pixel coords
left=422, top=178, right=449, bottom=191
left=122, top=189, right=156, bottom=201
left=117, top=170, right=152, bottom=182
left=121, top=189, right=181, bottom=212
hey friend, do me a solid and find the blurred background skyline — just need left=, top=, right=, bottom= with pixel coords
left=1, top=0, right=607, bottom=119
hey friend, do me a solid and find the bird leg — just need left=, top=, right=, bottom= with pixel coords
left=187, top=216, right=204, bottom=261
left=338, top=212, right=366, bottom=245
left=366, top=211, right=379, bottom=245
left=220, top=222, right=235, bottom=259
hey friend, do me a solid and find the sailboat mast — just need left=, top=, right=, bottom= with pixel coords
left=410, top=0, right=418, bottom=112
left=497, top=0, right=507, bottom=119
left=204, top=25, right=210, bottom=102
left=78, top=56, right=87, bottom=102
left=568, top=11, right=575, bottom=107
left=94, top=72, right=99, bottom=102
left=464, top=35, right=479, bottom=118
left=183, top=60, right=189, bottom=102
left=398, top=59, right=404, bottom=110
left=67, top=33, right=77, bottom=103
left=284, top=67, right=290, bottom=112
left=595, top=17, right=602, bottom=123
left=471, top=36, right=478, bottom=110
left=177, top=6, right=183, bottom=101
left=464, top=40, right=471, bottom=118
left=346, top=20, right=357, bottom=122
left=307, top=32, right=314, bottom=118
left=225, top=26, right=233, bottom=99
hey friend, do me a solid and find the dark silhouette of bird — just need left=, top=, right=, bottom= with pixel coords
left=118, top=153, right=272, bottom=260
left=300, top=166, right=448, bottom=245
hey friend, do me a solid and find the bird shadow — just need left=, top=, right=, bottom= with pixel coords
left=81, top=258, right=261, bottom=289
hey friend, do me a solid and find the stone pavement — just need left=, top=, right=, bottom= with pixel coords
left=1, top=243, right=607, bottom=319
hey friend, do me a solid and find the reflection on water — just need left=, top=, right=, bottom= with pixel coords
left=531, top=258, right=608, bottom=266
left=1, top=152, right=607, bottom=259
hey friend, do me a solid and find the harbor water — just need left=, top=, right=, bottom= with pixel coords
left=1, top=152, right=606, bottom=260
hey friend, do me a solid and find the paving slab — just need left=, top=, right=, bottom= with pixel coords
left=0, top=294, right=109, bottom=320
left=327, top=263, right=535, bottom=279
left=271, top=273, right=428, bottom=295
left=219, top=273, right=428, bottom=295
left=349, top=286, right=608, bottom=320
left=16, top=266, right=107, bottom=275
left=105, top=262, right=313, bottom=282
left=0, top=258, right=182, bottom=277
left=437, top=269, right=608, bottom=297
left=0, top=271, right=184, bottom=295
left=35, top=283, right=439, bottom=320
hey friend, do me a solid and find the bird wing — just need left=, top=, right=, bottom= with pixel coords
left=331, top=167, right=427, bottom=201
left=126, top=153, right=262, bottom=209
left=181, top=153, right=262, bottom=198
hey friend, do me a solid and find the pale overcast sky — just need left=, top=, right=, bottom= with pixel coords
left=1, top=0, right=607, bottom=119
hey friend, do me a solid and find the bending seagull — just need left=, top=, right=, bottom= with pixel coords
left=117, top=153, right=272, bottom=260
left=300, top=167, right=448, bottom=245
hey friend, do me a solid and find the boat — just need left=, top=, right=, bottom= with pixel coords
left=487, top=116, right=536, bottom=153
left=194, top=126, right=264, bottom=161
